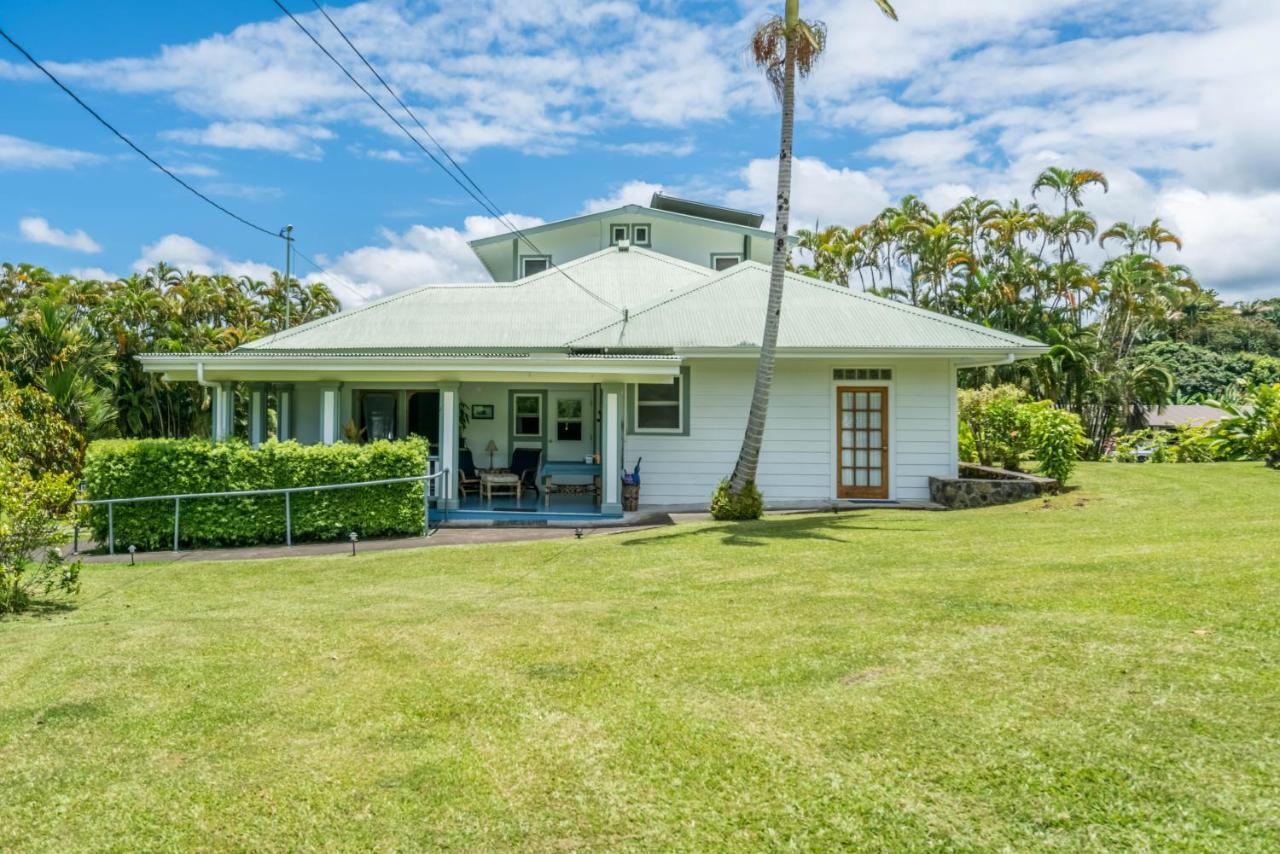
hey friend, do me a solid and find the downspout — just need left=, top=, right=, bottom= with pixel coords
left=196, top=361, right=217, bottom=390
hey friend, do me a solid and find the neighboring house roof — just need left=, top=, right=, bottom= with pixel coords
left=1143, top=404, right=1230, bottom=428
left=228, top=246, right=1045, bottom=358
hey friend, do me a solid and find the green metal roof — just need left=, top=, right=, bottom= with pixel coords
left=219, top=247, right=1045, bottom=357
left=568, top=262, right=1045, bottom=352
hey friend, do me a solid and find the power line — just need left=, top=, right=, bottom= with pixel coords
left=0, top=25, right=283, bottom=241
left=272, top=0, right=625, bottom=315
left=306, top=0, right=507, bottom=235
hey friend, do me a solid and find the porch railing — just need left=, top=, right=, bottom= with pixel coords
left=74, top=459, right=448, bottom=555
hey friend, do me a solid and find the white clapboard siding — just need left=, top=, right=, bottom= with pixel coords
left=623, top=358, right=956, bottom=505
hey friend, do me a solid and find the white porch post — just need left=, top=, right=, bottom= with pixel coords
left=600, top=382, right=624, bottom=514
left=211, top=382, right=234, bottom=442
left=438, top=383, right=460, bottom=508
left=249, top=384, right=269, bottom=448
left=319, top=383, right=342, bottom=445
left=276, top=384, right=293, bottom=441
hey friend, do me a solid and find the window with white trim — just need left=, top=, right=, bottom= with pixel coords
left=513, top=393, right=543, bottom=437
left=632, top=224, right=651, bottom=245
left=609, top=224, right=630, bottom=245
left=632, top=377, right=683, bottom=432
left=520, top=255, right=550, bottom=276
left=711, top=253, right=742, bottom=271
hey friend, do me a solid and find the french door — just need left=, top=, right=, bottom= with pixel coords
left=836, top=386, right=889, bottom=499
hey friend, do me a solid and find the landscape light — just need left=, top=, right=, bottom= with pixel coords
left=349, top=531, right=359, bottom=556
left=128, top=544, right=137, bottom=565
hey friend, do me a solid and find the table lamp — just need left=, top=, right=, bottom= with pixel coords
left=485, top=439, right=499, bottom=469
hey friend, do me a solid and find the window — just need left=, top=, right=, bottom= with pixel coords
left=556, top=398, right=583, bottom=441
left=633, top=377, right=683, bottom=432
left=711, top=253, right=742, bottom=271
left=833, top=368, right=893, bottom=381
left=610, top=224, right=630, bottom=245
left=513, top=393, right=543, bottom=437
left=520, top=255, right=550, bottom=276
left=632, top=224, right=651, bottom=246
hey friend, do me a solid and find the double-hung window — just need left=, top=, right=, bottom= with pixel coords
left=632, top=376, right=683, bottom=433
left=513, top=393, right=543, bottom=437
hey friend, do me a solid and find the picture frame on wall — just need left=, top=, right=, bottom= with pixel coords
left=470, top=403, right=495, bottom=420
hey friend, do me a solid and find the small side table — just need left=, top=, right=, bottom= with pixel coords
left=480, top=471, right=522, bottom=504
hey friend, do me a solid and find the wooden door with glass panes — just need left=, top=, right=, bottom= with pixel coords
left=836, top=386, right=889, bottom=499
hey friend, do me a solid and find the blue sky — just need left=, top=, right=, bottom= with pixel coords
left=2, top=0, right=1278, bottom=305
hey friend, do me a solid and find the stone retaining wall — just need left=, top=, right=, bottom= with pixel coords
left=929, top=465, right=1059, bottom=509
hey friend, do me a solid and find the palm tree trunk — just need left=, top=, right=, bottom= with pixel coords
left=729, top=35, right=796, bottom=494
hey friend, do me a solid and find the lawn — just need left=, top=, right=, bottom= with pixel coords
left=2, top=463, right=1278, bottom=850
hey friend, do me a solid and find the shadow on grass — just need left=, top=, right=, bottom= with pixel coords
left=1, top=599, right=78, bottom=621
left=622, top=512, right=928, bottom=548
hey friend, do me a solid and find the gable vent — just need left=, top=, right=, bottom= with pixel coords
left=834, top=368, right=892, bottom=380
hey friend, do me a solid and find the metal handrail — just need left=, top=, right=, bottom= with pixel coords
left=75, top=464, right=448, bottom=555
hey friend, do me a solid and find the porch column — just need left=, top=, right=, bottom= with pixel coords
left=276, top=384, right=294, bottom=441
left=600, top=382, right=624, bottom=514
left=211, top=382, right=234, bottom=442
left=249, top=383, right=269, bottom=448
left=396, top=390, right=409, bottom=439
left=438, top=382, right=459, bottom=508
left=319, top=383, right=342, bottom=445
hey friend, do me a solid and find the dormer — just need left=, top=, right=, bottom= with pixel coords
left=468, top=195, right=783, bottom=282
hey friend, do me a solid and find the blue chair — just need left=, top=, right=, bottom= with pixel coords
left=458, top=448, right=481, bottom=498
left=508, top=447, right=542, bottom=497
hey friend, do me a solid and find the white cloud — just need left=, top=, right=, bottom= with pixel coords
left=162, top=121, right=334, bottom=158
left=724, top=157, right=892, bottom=230
left=131, top=234, right=286, bottom=291
left=580, top=181, right=664, bottom=214
left=70, top=266, right=117, bottom=281
left=606, top=139, right=696, bottom=157
left=18, top=217, right=102, bottom=253
left=1154, top=188, right=1280, bottom=298
left=0, top=134, right=103, bottom=170
left=868, top=129, right=978, bottom=168
left=306, top=214, right=545, bottom=305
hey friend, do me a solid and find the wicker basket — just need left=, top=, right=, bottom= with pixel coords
left=621, top=482, right=640, bottom=512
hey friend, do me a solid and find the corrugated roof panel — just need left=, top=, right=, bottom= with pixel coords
left=240, top=247, right=710, bottom=352
left=568, top=263, right=1046, bottom=351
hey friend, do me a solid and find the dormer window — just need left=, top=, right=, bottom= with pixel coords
left=610, top=224, right=630, bottom=245
left=520, top=255, right=551, bottom=276
left=632, top=224, right=651, bottom=246
left=711, top=253, right=742, bottom=271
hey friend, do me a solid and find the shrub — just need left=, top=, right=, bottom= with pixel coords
left=1, top=461, right=80, bottom=614
left=82, top=437, right=431, bottom=549
left=957, top=385, right=1031, bottom=470
left=1025, top=402, right=1086, bottom=483
left=709, top=479, right=764, bottom=521
left=1212, top=383, right=1280, bottom=467
left=0, top=376, right=85, bottom=479
left=958, top=386, right=1086, bottom=484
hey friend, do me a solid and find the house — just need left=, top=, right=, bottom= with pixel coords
left=139, top=194, right=1047, bottom=521
left=1142, top=404, right=1229, bottom=430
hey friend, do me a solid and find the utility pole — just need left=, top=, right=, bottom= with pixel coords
left=281, top=224, right=294, bottom=329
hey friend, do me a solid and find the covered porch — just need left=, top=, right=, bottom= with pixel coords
left=139, top=352, right=681, bottom=522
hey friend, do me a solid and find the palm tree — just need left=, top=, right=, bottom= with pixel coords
left=1031, top=167, right=1109, bottom=216
left=726, top=0, right=898, bottom=499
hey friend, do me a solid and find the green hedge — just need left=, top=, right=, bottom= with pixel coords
left=83, top=438, right=431, bottom=550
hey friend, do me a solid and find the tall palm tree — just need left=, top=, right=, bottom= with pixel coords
left=1031, top=167, right=1109, bottom=216
left=726, top=0, right=898, bottom=498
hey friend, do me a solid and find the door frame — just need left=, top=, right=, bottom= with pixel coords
left=830, top=378, right=895, bottom=500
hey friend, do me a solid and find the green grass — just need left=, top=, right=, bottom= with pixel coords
left=3, top=463, right=1278, bottom=850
